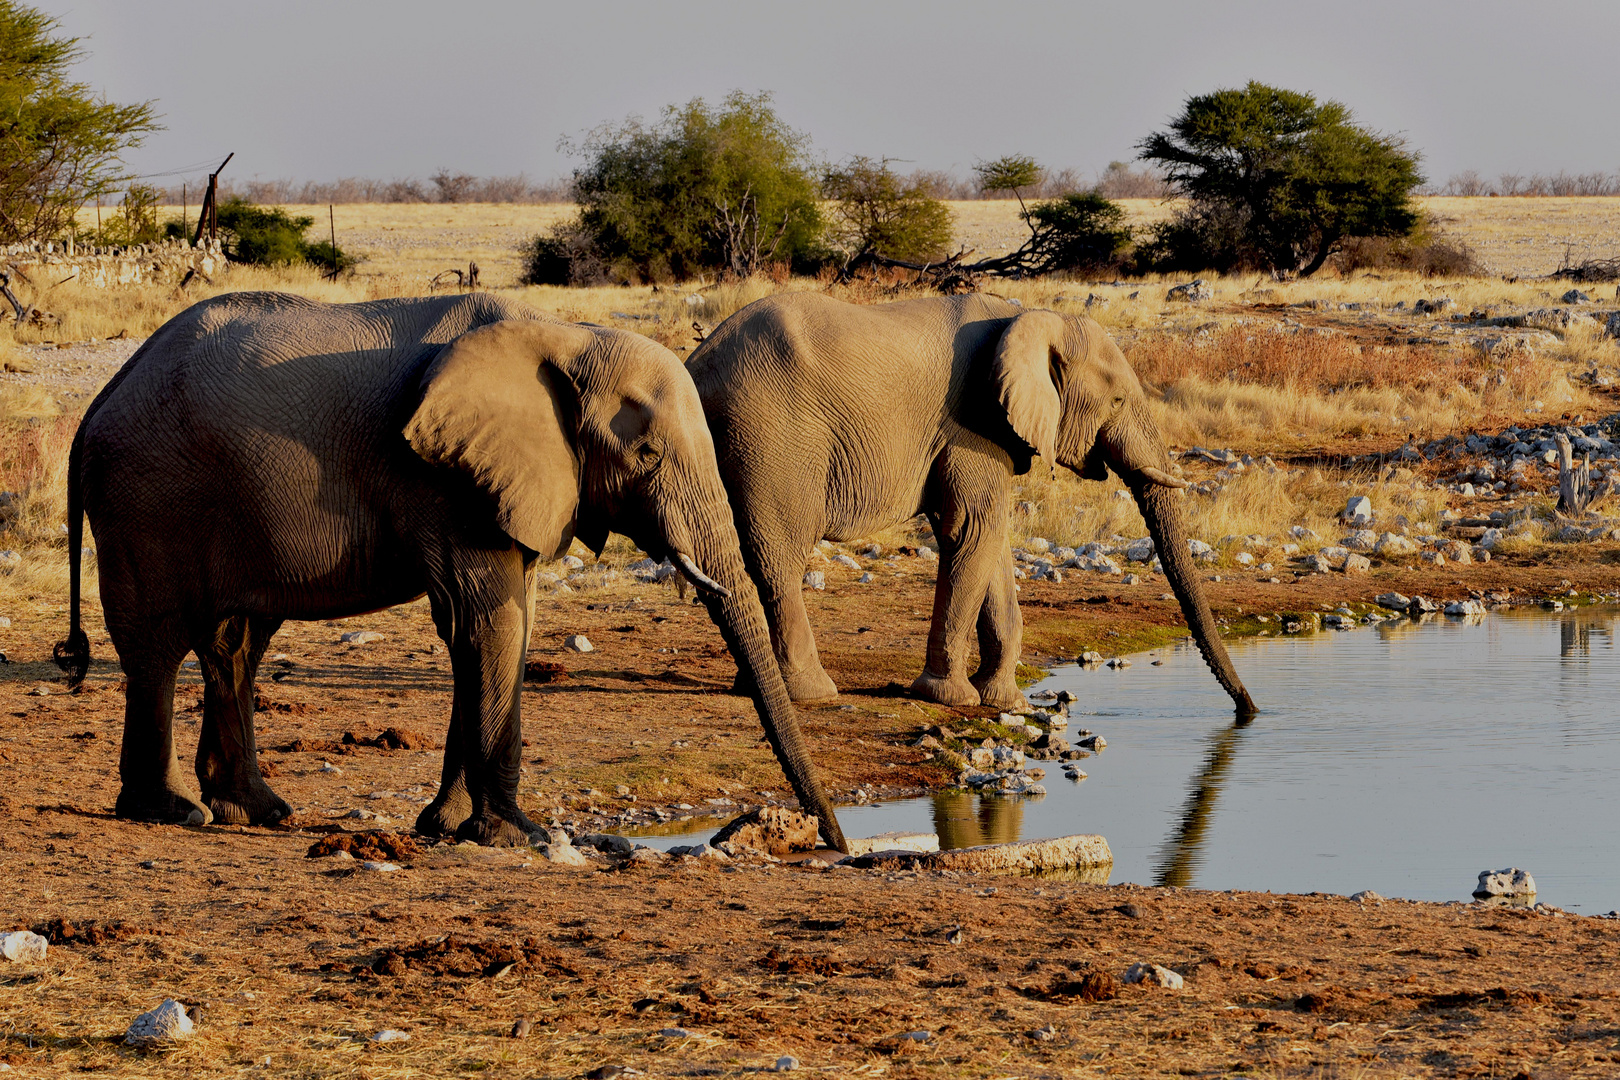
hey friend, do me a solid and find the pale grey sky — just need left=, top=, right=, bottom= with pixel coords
left=38, top=0, right=1620, bottom=193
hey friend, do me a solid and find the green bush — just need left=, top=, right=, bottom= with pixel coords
left=214, top=197, right=353, bottom=271
left=1022, top=192, right=1132, bottom=273
left=1136, top=81, right=1424, bottom=277
left=567, top=91, right=823, bottom=281
left=823, top=156, right=954, bottom=264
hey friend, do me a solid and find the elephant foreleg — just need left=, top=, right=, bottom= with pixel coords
left=195, top=615, right=291, bottom=825
left=971, top=555, right=1029, bottom=710
left=912, top=473, right=1006, bottom=707
left=428, top=547, right=540, bottom=846
left=745, top=552, right=839, bottom=702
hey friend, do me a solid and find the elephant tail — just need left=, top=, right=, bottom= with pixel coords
left=52, top=422, right=90, bottom=688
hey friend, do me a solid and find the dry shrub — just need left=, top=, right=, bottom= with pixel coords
left=0, top=389, right=82, bottom=600
left=1332, top=234, right=1482, bottom=276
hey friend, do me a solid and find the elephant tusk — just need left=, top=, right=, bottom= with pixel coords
left=673, top=551, right=731, bottom=598
left=1139, top=466, right=1191, bottom=489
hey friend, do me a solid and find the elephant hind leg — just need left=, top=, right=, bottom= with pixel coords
left=971, top=556, right=1029, bottom=710
left=112, top=622, right=212, bottom=825
left=195, top=615, right=292, bottom=826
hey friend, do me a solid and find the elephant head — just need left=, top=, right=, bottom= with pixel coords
left=987, top=309, right=1255, bottom=717
left=406, top=320, right=848, bottom=849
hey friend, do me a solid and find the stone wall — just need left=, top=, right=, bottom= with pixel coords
left=1, top=238, right=227, bottom=288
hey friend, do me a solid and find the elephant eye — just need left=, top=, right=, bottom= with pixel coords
left=636, top=440, right=664, bottom=467
left=1111, top=395, right=1126, bottom=409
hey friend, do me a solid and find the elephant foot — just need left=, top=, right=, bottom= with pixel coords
left=116, top=782, right=213, bottom=826
left=204, top=780, right=293, bottom=827
left=732, top=666, right=839, bottom=703
left=972, top=673, right=1029, bottom=712
left=910, top=670, right=980, bottom=708
left=415, top=790, right=473, bottom=838
left=454, top=807, right=544, bottom=847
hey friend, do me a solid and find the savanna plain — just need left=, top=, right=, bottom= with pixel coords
left=2, top=198, right=1620, bottom=1078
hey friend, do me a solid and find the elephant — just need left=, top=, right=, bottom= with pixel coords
left=686, top=292, right=1254, bottom=717
left=53, top=291, right=847, bottom=850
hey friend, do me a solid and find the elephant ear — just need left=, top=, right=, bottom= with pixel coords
left=991, top=310, right=1064, bottom=471
left=405, top=320, right=594, bottom=559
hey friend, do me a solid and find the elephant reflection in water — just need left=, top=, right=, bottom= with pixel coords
left=1559, top=615, right=1614, bottom=658
left=1152, top=718, right=1251, bottom=888
left=931, top=789, right=1027, bottom=849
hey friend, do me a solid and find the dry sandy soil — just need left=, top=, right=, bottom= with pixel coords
left=4, top=550, right=1620, bottom=1077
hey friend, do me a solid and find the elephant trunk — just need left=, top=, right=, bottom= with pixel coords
left=1131, top=480, right=1256, bottom=717
left=670, top=505, right=849, bottom=852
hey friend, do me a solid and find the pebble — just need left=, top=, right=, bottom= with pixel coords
left=1343, top=495, right=1373, bottom=526
left=0, top=931, right=48, bottom=963
left=371, top=1029, right=411, bottom=1043
left=802, top=570, right=825, bottom=590
left=339, top=630, right=384, bottom=644
left=901, top=1030, right=932, bottom=1042
left=660, top=1027, right=694, bottom=1038
left=511, top=1018, right=532, bottom=1039
left=124, top=999, right=195, bottom=1047
left=857, top=572, right=873, bottom=584
left=1444, top=599, right=1487, bottom=617
left=564, top=634, right=594, bottom=652
left=561, top=555, right=585, bottom=570
left=1123, top=962, right=1184, bottom=989
left=1349, top=889, right=1384, bottom=903
left=831, top=554, right=861, bottom=569
left=359, top=861, right=399, bottom=873
left=320, top=761, right=342, bottom=774
left=772, top=1055, right=801, bottom=1071
left=1028, top=1023, right=1058, bottom=1042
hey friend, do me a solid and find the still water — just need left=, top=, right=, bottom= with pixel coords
left=637, top=608, right=1620, bottom=912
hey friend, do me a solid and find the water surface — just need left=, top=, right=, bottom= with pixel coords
left=638, top=608, right=1620, bottom=912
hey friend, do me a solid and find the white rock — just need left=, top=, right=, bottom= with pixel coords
left=371, top=1029, right=411, bottom=1043
left=124, top=999, right=195, bottom=1047
left=1374, top=532, right=1417, bottom=557
left=0, top=931, right=47, bottom=963
left=773, top=1055, right=801, bottom=1071
left=1349, top=889, right=1384, bottom=903
left=1165, top=279, right=1212, bottom=302
left=564, top=634, right=594, bottom=653
left=802, top=570, right=825, bottom=590
left=538, top=841, right=590, bottom=866
left=857, top=572, right=873, bottom=584
left=1375, top=591, right=1411, bottom=611
left=561, top=555, right=585, bottom=570
left=1445, top=599, right=1486, bottom=617
left=339, top=630, right=384, bottom=644
left=1343, top=496, right=1374, bottom=526
left=1475, top=867, right=1536, bottom=898
left=1233, top=552, right=1254, bottom=566
left=1124, top=537, right=1154, bottom=562
left=1186, top=538, right=1214, bottom=559
left=359, top=861, right=400, bottom=872
left=831, top=553, right=861, bottom=569
left=320, top=761, right=342, bottom=775
left=0, top=550, right=19, bottom=574
left=1123, top=962, right=1184, bottom=989
left=660, top=1027, right=694, bottom=1038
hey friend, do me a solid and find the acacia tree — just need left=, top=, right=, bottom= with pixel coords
left=1137, top=81, right=1423, bottom=277
left=0, top=2, right=159, bottom=243
left=566, top=91, right=821, bottom=281
left=822, top=156, right=953, bottom=264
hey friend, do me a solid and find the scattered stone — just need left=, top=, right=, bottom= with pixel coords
left=0, top=931, right=48, bottom=963
left=843, top=832, right=939, bottom=856
left=1445, top=599, right=1487, bottom=617
left=831, top=554, right=861, bottom=569
left=1166, top=279, right=1213, bottom=302
left=1105, top=657, right=1131, bottom=669
left=1078, top=650, right=1105, bottom=665
left=1414, top=296, right=1454, bottom=314
left=1342, top=553, right=1371, bottom=574
left=1343, top=496, right=1374, bottom=526
left=1124, top=537, right=1154, bottom=562
left=339, top=630, right=384, bottom=644
left=561, top=555, right=585, bottom=570
left=710, top=806, right=820, bottom=857
left=772, top=1055, right=801, bottom=1071
left=802, top=570, right=825, bottom=590
left=359, top=860, right=400, bottom=873
left=1123, top=962, right=1184, bottom=989
left=660, top=1027, right=693, bottom=1038
left=511, top=1018, right=532, bottom=1039
left=563, top=634, right=594, bottom=653
left=1475, top=867, right=1536, bottom=898
left=1376, top=592, right=1411, bottom=611
left=857, top=572, right=873, bottom=584
left=1028, top=1023, right=1058, bottom=1042
left=1560, top=289, right=1592, bottom=304
left=901, top=1030, right=932, bottom=1042
left=124, top=999, right=195, bottom=1047
left=536, top=840, right=590, bottom=867
left=320, top=761, right=342, bottom=775
left=371, top=1029, right=411, bottom=1043
left=1350, top=890, right=1384, bottom=903
left=846, top=834, right=1111, bottom=874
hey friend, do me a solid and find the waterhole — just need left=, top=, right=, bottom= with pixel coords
left=634, top=607, right=1620, bottom=912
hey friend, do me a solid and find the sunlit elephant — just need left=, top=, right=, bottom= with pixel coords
left=687, top=292, right=1254, bottom=716
left=55, top=291, right=846, bottom=849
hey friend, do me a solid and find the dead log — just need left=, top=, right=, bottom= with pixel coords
left=1554, top=433, right=1593, bottom=516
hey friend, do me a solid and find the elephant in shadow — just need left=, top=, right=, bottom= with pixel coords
left=56, top=291, right=845, bottom=849
left=687, top=292, right=1253, bottom=716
